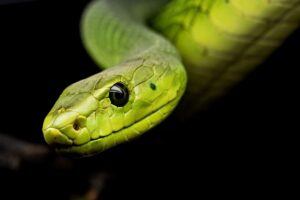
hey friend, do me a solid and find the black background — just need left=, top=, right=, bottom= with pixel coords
left=0, top=1, right=299, bottom=199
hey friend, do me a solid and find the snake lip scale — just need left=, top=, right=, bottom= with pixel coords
left=53, top=98, right=177, bottom=156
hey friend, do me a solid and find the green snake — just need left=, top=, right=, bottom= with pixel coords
left=42, top=0, right=300, bottom=156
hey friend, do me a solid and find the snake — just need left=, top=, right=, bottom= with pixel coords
left=42, top=0, right=300, bottom=156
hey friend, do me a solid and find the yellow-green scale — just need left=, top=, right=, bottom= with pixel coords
left=154, top=0, right=300, bottom=115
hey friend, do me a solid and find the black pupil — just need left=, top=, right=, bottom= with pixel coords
left=109, top=83, right=129, bottom=107
left=114, top=92, right=124, bottom=99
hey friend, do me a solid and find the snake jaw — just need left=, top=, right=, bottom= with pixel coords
left=53, top=97, right=180, bottom=157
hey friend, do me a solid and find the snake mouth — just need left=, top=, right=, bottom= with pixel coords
left=44, top=125, right=91, bottom=147
left=44, top=128, right=73, bottom=146
left=54, top=99, right=177, bottom=157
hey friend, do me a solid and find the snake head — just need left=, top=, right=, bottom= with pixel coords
left=42, top=59, right=186, bottom=156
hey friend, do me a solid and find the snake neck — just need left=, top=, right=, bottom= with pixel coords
left=81, top=0, right=177, bottom=68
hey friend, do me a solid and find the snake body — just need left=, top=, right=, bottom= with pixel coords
left=155, top=0, right=300, bottom=115
left=42, top=0, right=300, bottom=156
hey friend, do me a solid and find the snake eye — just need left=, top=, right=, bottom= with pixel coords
left=109, top=82, right=129, bottom=107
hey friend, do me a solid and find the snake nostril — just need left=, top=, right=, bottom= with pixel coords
left=73, top=120, right=81, bottom=131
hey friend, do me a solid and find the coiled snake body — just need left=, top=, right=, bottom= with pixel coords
left=42, top=0, right=300, bottom=156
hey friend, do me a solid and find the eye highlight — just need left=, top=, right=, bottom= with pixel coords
left=109, top=82, right=129, bottom=107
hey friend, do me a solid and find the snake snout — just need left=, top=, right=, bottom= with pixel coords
left=43, top=110, right=91, bottom=147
